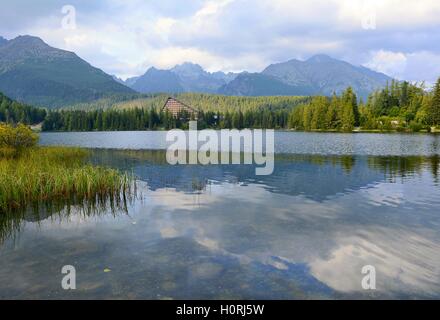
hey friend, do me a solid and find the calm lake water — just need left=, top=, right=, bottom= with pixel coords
left=1, top=131, right=440, bottom=299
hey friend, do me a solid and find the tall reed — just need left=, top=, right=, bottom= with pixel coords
left=0, top=146, right=133, bottom=214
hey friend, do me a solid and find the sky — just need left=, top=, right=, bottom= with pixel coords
left=1, top=0, right=440, bottom=83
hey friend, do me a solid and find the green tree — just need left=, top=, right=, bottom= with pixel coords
left=341, top=87, right=359, bottom=131
left=325, top=94, right=340, bottom=129
left=428, top=77, right=440, bottom=126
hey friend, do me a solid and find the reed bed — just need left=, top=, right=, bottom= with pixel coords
left=0, top=146, right=133, bottom=214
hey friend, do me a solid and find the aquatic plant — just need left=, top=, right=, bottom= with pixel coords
left=0, top=146, right=134, bottom=214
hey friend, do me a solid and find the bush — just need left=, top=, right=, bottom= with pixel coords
left=0, top=123, right=38, bottom=157
left=409, top=121, right=423, bottom=132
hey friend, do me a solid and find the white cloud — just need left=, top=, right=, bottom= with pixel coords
left=403, top=52, right=440, bottom=85
left=364, top=50, right=440, bottom=84
left=364, top=50, right=407, bottom=79
left=2, top=0, right=440, bottom=81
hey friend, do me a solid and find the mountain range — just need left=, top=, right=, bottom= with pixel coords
left=118, top=55, right=392, bottom=100
left=0, top=35, right=134, bottom=107
left=0, top=35, right=393, bottom=108
left=261, top=54, right=391, bottom=99
left=122, top=62, right=240, bottom=95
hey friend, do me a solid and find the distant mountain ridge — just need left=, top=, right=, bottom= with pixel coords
left=128, top=62, right=239, bottom=94
left=261, top=54, right=391, bottom=99
left=0, top=37, right=7, bottom=46
left=126, top=55, right=392, bottom=99
left=0, top=35, right=134, bottom=108
left=218, top=72, right=316, bottom=96
left=131, top=67, right=184, bottom=94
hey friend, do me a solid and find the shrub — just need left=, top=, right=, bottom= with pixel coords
left=409, top=121, right=423, bottom=132
left=0, top=123, right=38, bottom=157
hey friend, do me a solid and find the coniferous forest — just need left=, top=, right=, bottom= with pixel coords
left=288, top=80, right=440, bottom=132
left=0, top=92, right=47, bottom=125
left=2, top=78, right=440, bottom=132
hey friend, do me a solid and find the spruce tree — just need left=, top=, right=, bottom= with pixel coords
left=341, top=87, right=358, bottom=131
left=429, top=77, right=440, bottom=126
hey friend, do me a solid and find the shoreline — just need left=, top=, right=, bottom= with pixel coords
left=38, top=128, right=440, bottom=134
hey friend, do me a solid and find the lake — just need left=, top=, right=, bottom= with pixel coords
left=1, top=131, right=440, bottom=299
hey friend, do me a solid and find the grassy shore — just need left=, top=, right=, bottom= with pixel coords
left=0, top=146, right=133, bottom=214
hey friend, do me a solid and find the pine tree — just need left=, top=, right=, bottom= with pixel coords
left=303, top=105, right=312, bottom=130
left=341, top=87, right=359, bottom=131
left=400, top=81, right=409, bottom=107
left=325, top=94, right=339, bottom=129
left=429, top=77, right=440, bottom=126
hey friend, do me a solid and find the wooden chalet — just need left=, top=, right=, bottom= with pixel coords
left=162, top=97, right=198, bottom=118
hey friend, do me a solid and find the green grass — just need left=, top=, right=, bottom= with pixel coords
left=0, top=146, right=133, bottom=214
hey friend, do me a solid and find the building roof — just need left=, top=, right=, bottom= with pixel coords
left=162, top=97, right=198, bottom=114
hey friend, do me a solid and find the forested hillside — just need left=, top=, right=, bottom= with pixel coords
left=42, top=94, right=308, bottom=131
left=42, top=93, right=310, bottom=131
left=43, top=79, right=440, bottom=132
left=0, top=92, right=46, bottom=125
left=3, top=77, right=440, bottom=133
left=0, top=36, right=134, bottom=108
left=67, top=93, right=310, bottom=112
left=119, top=93, right=310, bottom=112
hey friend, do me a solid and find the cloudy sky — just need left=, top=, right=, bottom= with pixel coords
left=1, top=0, right=440, bottom=82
